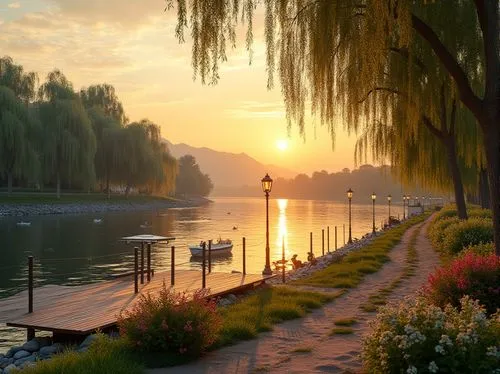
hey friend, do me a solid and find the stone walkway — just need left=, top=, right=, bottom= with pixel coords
left=148, top=216, right=440, bottom=374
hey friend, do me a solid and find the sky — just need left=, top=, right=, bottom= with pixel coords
left=0, top=0, right=364, bottom=174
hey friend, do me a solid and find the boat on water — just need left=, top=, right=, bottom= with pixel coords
left=189, top=239, right=233, bottom=256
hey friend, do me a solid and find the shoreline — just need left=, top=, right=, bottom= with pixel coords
left=0, top=196, right=212, bottom=217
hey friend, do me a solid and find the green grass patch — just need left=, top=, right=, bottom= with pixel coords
left=292, top=346, right=313, bottom=353
left=214, top=286, right=336, bottom=348
left=293, top=214, right=428, bottom=289
left=333, top=318, right=357, bottom=326
left=330, top=327, right=354, bottom=335
left=21, top=335, right=143, bottom=374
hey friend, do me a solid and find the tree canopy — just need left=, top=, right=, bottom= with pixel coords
left=176, top=155, right=213, bottom=197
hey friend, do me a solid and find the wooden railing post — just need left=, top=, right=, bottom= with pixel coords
left=343, top=224, right=346, bottom=245
left=282, top=237, right=286, bottom=284
left=140, top=243, right=145, bottom=284
left=134, top=247, right=139, bottom=294
left=202, top=241, right=206, bottom=288
left=27, top=256, right=34, bottom=341
left=309, top=232, right=313, bottom=258
left=147, top=243, right=151, bottom=283
left=322, top=229, right=325, bottom=256
left=242, top=237, right=246, bottom=275
left=208, top=239, right=212, bottom=274
left=335, top=226, right=338, bottom=250
left=327, top=226, right=330, bottom=252
left=170, top=246, right=175, bottom=286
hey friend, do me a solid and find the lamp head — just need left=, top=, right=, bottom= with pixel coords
left=261, top=173, right=273, bottom=194
left=387, top=194, right=392, bottom=202
left=347, top=188, right=353, bottom=199
left=371, top=193, right=376, bottom=201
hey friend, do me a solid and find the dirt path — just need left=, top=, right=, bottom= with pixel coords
left=149, top=217, right=440, bottom=374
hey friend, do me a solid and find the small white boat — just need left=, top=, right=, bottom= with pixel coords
left=17, top=221, right=31, bottom=227
left=93, top=218, right=103, bottom=224
left=189, top=239, right=233, bottom=256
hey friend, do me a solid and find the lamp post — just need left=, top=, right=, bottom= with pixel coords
left=371, top=193, right=376, bottom=234
left=347, top=188, right=353, bottom=244
left=387, top=194, right=392, bottom=224
left=403, top=195, right=406, bottom=220
left=261, top=173, right=273, bottom=275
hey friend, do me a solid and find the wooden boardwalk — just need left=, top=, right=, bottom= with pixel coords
left=0, top=270, right=275, bottom=335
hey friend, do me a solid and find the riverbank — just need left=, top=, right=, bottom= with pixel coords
left=0, top=194, right=212, bottom=217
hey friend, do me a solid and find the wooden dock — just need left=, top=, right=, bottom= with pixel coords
left=0, top=270, right=275, bottom=335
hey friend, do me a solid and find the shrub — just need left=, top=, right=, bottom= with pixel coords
left=461, top=242, right=495, bottom=256
left=441, top=218, right=494, bottom=255
left=469, top=209, right=493, bottom=219
left=362, top=296, right=500, bottom=374
left=429, top=216, right=460, bottom=248
left=423, top=252, right=500, bottom=315
left=118, top=285, right=222, bottom=357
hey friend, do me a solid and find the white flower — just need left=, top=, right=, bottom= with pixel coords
left=435, top=344, right=445, bottom=355
left=428, top=361, right=439, bottom=373
left=439, top=334, right=453, bottom=347
left=486, top=346, right=500, bottom=359
left=406, top=365, right=418, bottom=374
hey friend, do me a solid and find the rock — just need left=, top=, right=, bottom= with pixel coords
left=35, top=337, right=52, bottom=348
left=76, top=346, right=89, bottom=353
left=79, top=334, right=98, bottom=349
left=4, top=347, right=22, bottom=359
left=22, top=339, right=40, bottom=353
left=39, top=344, right=62, bottom=358
left=13, top=350, right=30, bottom=360
left=227, top=294, right=238, bottom=303
left=0, top=357, right=14, bottom=369
left=0, top=354, right=3, bottom=359
left=217, top=298, right=232, bottom=307
left=14, top=354, right=36, bottom=367
left=3, top=364, right=17, bottom=374
left=108, top=331, right=120, bottom=339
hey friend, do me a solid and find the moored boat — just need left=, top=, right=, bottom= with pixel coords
left=189, top=239, right=233, bottom=256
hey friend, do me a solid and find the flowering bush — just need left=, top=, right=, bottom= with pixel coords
left=469, top=209, right=493, bottom=219
left=441, top=218, right=494, bottom=254
left=362, top=296, right=500, bottom=374
left=118, top=285, right=222, bottom=357
left=424, top=252, right=500, bottom=315
left=428, top=216, right=460, bottom=249
left=461, top=242, right=495, bottom=256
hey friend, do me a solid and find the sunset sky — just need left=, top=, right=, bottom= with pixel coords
left=0, top=0, right=364, bottom=174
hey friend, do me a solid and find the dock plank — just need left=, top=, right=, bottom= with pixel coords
left=1, top=270, right=274, bottom=335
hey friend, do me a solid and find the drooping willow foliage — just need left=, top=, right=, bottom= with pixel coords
left=0, top=57, right=179, bottom=198
left=166, top=1, right=484, bottom=183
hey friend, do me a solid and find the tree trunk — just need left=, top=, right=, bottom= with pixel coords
left=479, top=168, right=490, bottom=209
left=125, top=184, right=130, bottom=197
left=445, top=137, right=468, bottom=220
left=106, top=175, right=110, bottom=199
left=56, top=172, right=61, bottom=199
left=7, top=172, right=13, bottom=197
left=483, top=124, right=500, bottom=256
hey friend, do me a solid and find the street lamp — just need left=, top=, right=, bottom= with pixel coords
left=261, top=173, right=273, bottom=275
left=403, top=195, right=407, bottom=220
left=387, top=194, right=392, bottom=224
left=371, top=193, right=376, bottom=234
left=347, top=188, right=353, bottom=244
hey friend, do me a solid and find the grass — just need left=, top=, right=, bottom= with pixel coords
left=330, top=327, right=354, bottom=335
left=293, top=214, right=428, bottom=289
left=359, top=222, right=422, bottom=313
left=333, top=318, right=357, bottom=326
left=214, top=286, right=340, bottom=348
left=0, top=192, right=178, bottom=205
left=20, top=335, right=144, bottom=374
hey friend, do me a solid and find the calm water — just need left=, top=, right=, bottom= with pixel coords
left=0, top=197, right=403, bottom=352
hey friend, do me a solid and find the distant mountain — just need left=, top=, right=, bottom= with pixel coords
left=164, top=140, right=297, bottom=189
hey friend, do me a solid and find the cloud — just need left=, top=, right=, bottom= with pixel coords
left=8, top=2, right=21, bottom=9
left=225, top=101, right=286, bottom=119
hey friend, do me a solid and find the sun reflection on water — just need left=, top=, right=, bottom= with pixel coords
left=275, top=199, right=290, bottom=259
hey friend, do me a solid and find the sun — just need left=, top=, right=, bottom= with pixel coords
left=276, top=139, right=289, bottom=152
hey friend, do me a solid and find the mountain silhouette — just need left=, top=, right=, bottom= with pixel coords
left=164, top=140, right=297, bottom=189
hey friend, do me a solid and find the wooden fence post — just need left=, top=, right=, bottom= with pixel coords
left=335, top=226, right=338, bottom=250
left=202, top=241, right=206, bottom=288
left=343, top=224, right=346, bottom=245
left=170, top=246, right=175, bottom=286
left=327, top=226, right=330, bottom=252
left=140, top=243, right=145, bottom=284
left=282, top=237, right=286, bottom=284
left=134, top=248, right=138, bottom=294
left=147, top=243, right=151, bottom=282
left=27, top=256, right=34, bottom=341
left=242, top=237, right=246, bottom=275
left=322, top=229, right=325, bottom=256
left=309, top=232, right=313, bottom=258
left=208, top=239, right=212, bottom=274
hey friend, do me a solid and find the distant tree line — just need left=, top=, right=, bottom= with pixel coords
left=0, top=56, right=211, bottom=198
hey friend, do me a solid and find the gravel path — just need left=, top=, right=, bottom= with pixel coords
left=149, top=216, right=440, bottom=374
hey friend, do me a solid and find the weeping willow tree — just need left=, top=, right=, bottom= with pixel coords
left=0, top=56, right=38, bottom=104
left=38, top=70, right=96, bottom=198
left=80, top=84, right=128, bottom=125
left=166, top=0, right=500, bottom=255
left=0, top=87, right=39, bottom=195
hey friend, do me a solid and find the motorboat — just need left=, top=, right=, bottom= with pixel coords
left=189, top=239, right=233, bottom=256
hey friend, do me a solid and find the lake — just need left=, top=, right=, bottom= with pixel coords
left=0, top=197, right=403, bottom=352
